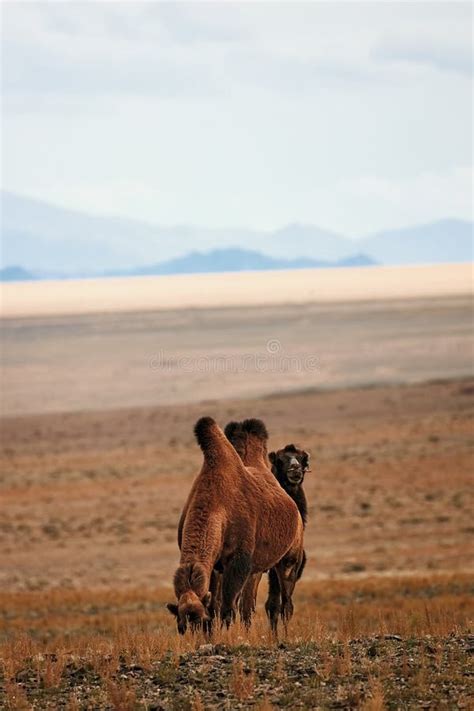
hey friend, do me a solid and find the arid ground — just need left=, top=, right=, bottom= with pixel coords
left=1, top=377, right=473, bottom=591
left=2, top=295, right=472, bottom=416
left=0, top=283, right=473, bottom=709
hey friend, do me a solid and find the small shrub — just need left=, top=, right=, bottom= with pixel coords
left=230, top=658, right=255, bottom=701
left=361, top=677, right=386, bottom=711
left=106, top=679, right=137, bottom=711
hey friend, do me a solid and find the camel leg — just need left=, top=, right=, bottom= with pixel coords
left=280, top=577, right=295, bottom=627
left=279, top=549, right=306, bottom=630
left=239, top=573, right=262, bottom=628
left=221, top=551, right=252, bottom=627
left=203, top=569, right=221, bottom=637
left=264, top=568, right=281, bottom=634
left=275, top=559, right=302, bottom=631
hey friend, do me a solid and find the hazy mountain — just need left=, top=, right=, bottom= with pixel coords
left=359, top=219, right=473, bottom=265
left=256, top=223, right=353, bottom=260
left=0, top=250, right=376, bottom=281
left=0, top=192, right=348, bottom=271
left=1, top=191, right=472, bottom=273
left=0, top=191, right=262, bottom=271
left=0, top=265, right=37, bottom=281
left=110, top=248, right=376, bottom=277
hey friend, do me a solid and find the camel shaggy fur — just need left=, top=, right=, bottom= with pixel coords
left=224, top=422, right=309, bottom=631
left=168, top=416, right=302, bottom=634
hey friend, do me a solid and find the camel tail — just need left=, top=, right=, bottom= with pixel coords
left=194, top=416, right=238, bottom=467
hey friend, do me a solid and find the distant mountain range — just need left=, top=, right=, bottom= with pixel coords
left=108, top=249, right=376, bottom=277
left=0, top=191, right=472, bottom=281
left=0, top=265, right=37, bottom=282
left=0, top=250, right=375, bottom=281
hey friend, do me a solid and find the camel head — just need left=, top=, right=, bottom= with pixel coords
left=167, top=591, right=212, bottom=635
left=269, top=444, right=310, bottom=488
left=168, top=562, right=212, bottom=634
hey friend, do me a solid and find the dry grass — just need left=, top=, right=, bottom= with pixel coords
left=2, top=679, right=31, bottom=711
left=0, top=556, right=472, bottom=704
left=0, top=573, right=471, bottom=647
left=190, top=691, right=205, bottom=711
left=105, top=679, right=137, bottom=711
left=361, top=677, right=386, bottom=711
left=0, top=574, right=474, bottom=711
left=230, top=659, right=256, bottom=701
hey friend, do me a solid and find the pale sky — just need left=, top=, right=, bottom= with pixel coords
left=2, top=1, right=472, bottom=236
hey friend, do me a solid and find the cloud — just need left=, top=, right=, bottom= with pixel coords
left=340, top=165, right=473, bottom=232
left=3, top=38, right=219, bottom=98
left=0, top=6, right=313, bottom=106
left=373, top=38, right=472, bottom=77
left=5, top=0, right=472, bottom=108
left=371, top=2, right=472, bottom=77
left=1, top=4, right=234, bottom=101
left=148, top=4, right=246, bottom=46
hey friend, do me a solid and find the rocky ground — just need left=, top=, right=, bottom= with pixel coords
left=2, top=635, right=473, bottom=710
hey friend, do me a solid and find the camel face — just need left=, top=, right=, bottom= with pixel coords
left=167, top=591, right=212, bottom=635
left=270, top=445, right=310, bottom=487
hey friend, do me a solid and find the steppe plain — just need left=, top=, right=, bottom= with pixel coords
left=0, top=264, right=472, bottom=709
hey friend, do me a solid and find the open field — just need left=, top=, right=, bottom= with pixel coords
left=1, top=378, right=473, bottom=591
left=1, top=294, right=473, bottom=416
left=1, top=376, right=473, bottom=708
left=1, top=274, right=473, bottom=708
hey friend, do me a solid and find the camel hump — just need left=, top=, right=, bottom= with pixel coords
left=194, top=416, right=239, bottom=467
left=194, top=416, right=218, bottom=453
left=242, top=418, right=268, bottom=440
left=225, top=418, right=268, bottom=442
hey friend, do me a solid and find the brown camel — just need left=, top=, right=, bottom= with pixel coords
left=224, top=423, right=309, bottom=631
left=168, top=417, right=302, bottom=634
